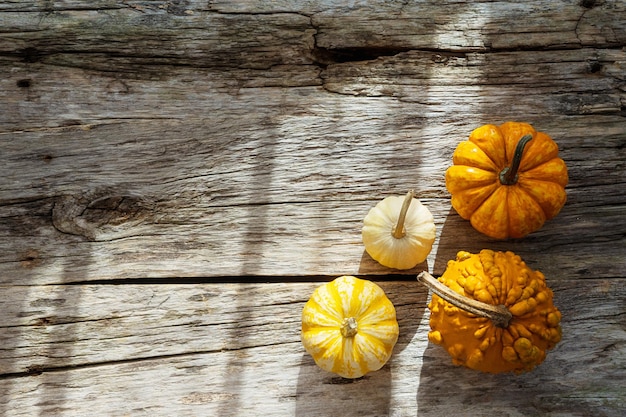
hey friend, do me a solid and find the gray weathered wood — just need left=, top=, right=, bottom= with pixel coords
left=1, top=49, right=624, bottom=282
left=0, top=280, right=624, bottom=416
left=1, top=1, right=625, bottom=416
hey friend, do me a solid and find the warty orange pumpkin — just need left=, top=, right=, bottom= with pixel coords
left=418, top=250, right=562, bottom=374
left=445, top=122, right=569, bottom=239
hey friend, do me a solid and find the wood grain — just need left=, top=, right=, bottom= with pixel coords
left=1, top=49, right=624, bottom=282
left=1, top=1, right=625, bottom=416
left=0, top=279, right=624, bottom=416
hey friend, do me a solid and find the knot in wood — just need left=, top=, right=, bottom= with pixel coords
left=52, top=190, right=154, bottom=241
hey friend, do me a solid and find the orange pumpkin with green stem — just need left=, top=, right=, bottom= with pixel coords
left=445, top=122, right=568, bottom=239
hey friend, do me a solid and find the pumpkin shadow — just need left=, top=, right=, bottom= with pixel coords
left=416, top=208, right=509, bottom=414
left=294, top=355, right=395, bottom=417
left=295, top=279, right=426, bottom=417
left=358, top=249, right=430, bottom=277
left=431, top=207, right=543, bottom=275
left=415, top=330, right=583, bottom=415
left=415, top=210, right=577, bottom=415
left=416, top=345, right=531, bottom=415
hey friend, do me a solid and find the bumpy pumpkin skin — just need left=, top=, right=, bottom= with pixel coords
left=428, top=250, right=562, bottom=374
left=446, top=122, right=569, bottom=239
left=301, top=276, right=399, bottom=378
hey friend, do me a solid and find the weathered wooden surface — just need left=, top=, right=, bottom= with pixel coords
left=0, top=280, right=624, bottom=416
left=1, top=0, right=625, bottom=416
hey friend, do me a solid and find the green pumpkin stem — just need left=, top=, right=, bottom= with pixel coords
left=417, top=271, right=512, bottom=328
left=499, top=134, right=533, bottom=185
left=393, top=190, right=415, bottom=239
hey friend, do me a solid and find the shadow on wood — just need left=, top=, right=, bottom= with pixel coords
left=358, top=249, right=430, bottom=277
left=295, top=281, right=426, bottom=416
left=1, top=233, right=93, bottom=417
left=416, top=279, right=626, bottom=416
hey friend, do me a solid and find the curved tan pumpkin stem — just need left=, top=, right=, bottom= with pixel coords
left=392, top=190, right=414, bottom=239
left=417, top=271, right=512, bottom=328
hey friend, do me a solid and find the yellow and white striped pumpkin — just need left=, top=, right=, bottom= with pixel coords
left=301, top=276, right=399, bottom=378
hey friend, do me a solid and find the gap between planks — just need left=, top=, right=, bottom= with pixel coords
left=60, top=274, right=422, bottom=285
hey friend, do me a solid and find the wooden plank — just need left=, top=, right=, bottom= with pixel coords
left=1, top=191, right=625, bottom=284
left=311, top=0, right=626, bottom=51
left=0, top=1, right=626, bottom=285
left=2, top=47, right=624, bottom=130
left=0, top=1, right=625, bottom=416
left=5, top=1, right=623, bottom=53
left=0, top=279, right=624, bottom=416
left=0, top=5, right=315, bottom=68
left=1, top=46, right=624, bottom=283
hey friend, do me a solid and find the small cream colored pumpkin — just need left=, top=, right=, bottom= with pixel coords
left=301, top=275, right=399, bottom=378
left=362, top=190, right=436, bottom=270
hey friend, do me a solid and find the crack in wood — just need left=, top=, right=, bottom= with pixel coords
left=0, top=340, right=301, bottom=380
left=311, top=46, right=415, bottom=67
left=61, top=274, right=422, bottom=285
